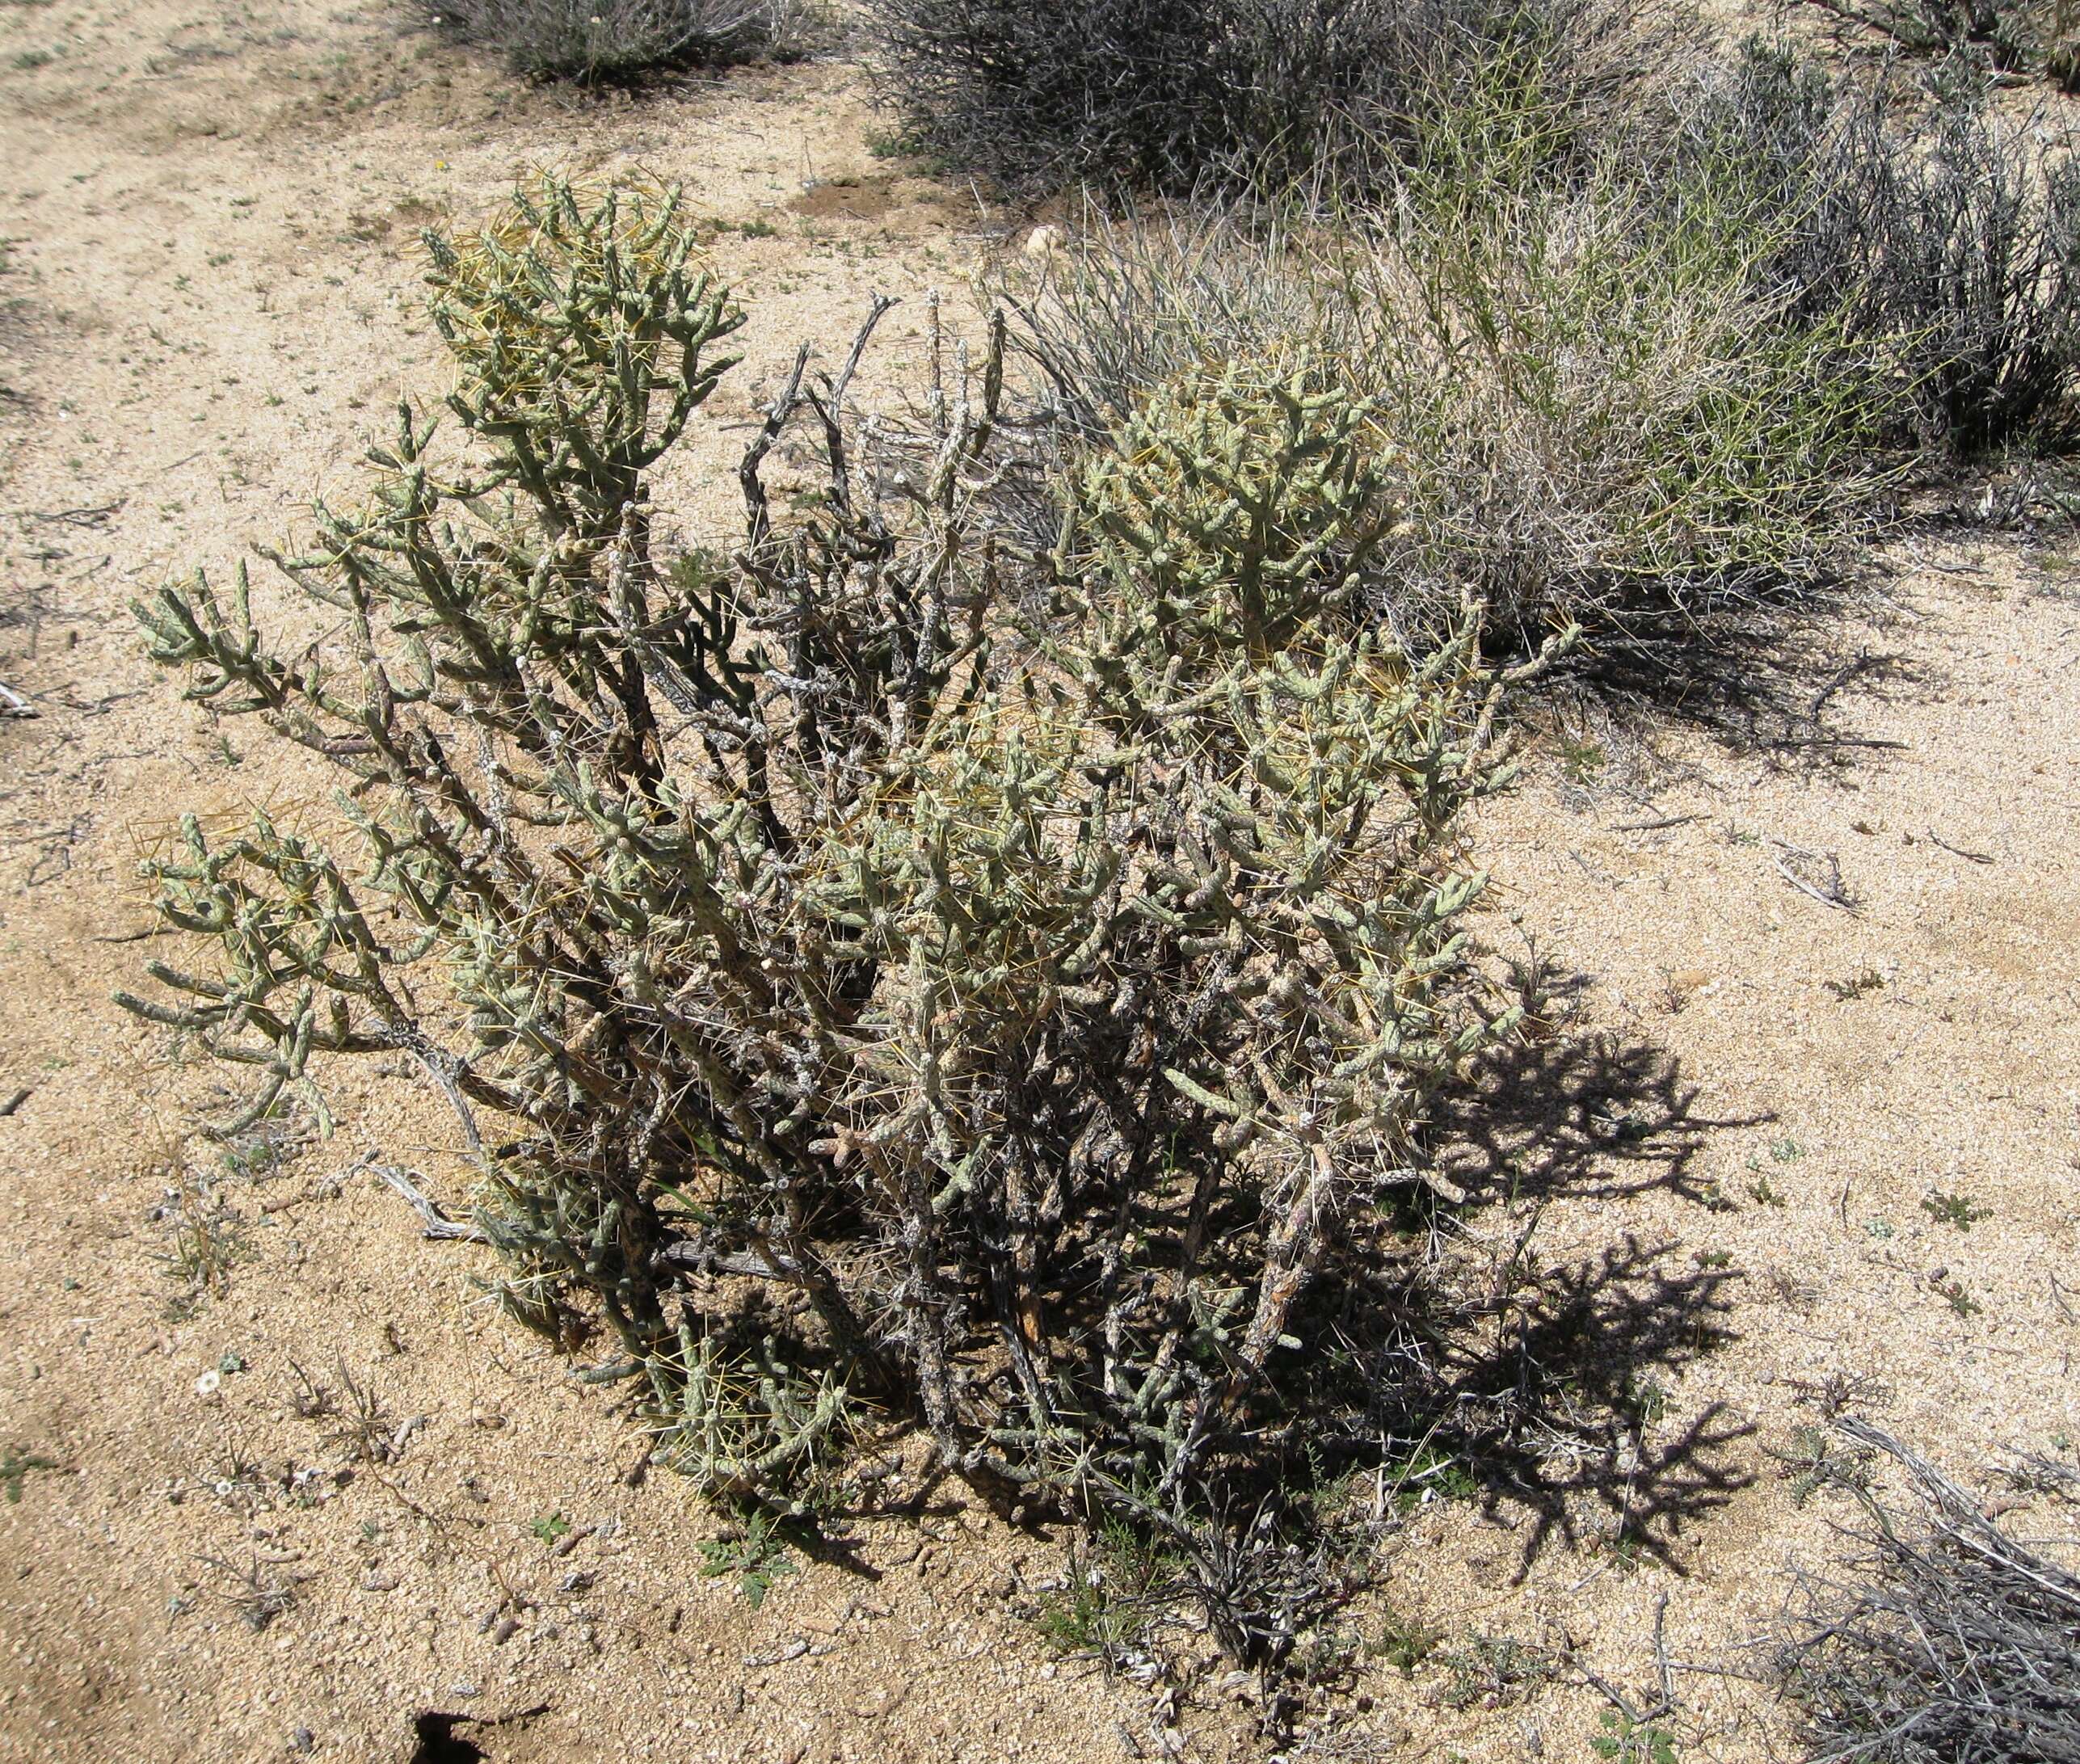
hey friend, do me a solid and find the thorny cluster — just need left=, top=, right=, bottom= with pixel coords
left=123, top=175, right=1554, bottom=1657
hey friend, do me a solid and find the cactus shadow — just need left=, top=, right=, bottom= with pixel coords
left=1330, top=995, right=1769, bottom=1579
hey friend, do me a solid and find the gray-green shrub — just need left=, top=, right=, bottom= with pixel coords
left=1663, top=43, right=2080, bottom=451
left=1011, top=169, right=1897, bottom=655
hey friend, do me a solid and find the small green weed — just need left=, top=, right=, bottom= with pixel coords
left=1383, top=1442, right=1480, bottom=1512
left=529, top=1510, right=571, bottom=1546
left=864, top=128, right=916, bottom=159
left=1439, top=1631, right=1559, bottom=1710
left=1773, top=1424, right=1874, bottom=1505
left=1375, top=1605, right=1443, bottom=1677
left=1824, top=969, right=1884, bottom=1000
left=1603, top=1528, right=1648, bottom=1573
left=699, top=1507, right=798, bottom=1608
left=1562, top=739, right=1606, bottom=784
left=154, top=1171, right=248, bottom=1319
left=1034, top=1574, right=1114, bottom=1653
left=1921, top=1190, right=1991, bottom=1231
left=1031, top=1516, right=1173, bottom=1657
left=1592, top=1708, right=1681, bottom=1764
left=0, top=1446, right=56, bottom=1502
left=1937, top=1278, right=1982, bottom=1320
left=1627, top=1377, right=1669, bottom=1427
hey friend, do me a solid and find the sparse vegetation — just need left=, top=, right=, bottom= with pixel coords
left=288, top=1360, right=399, bottom=1466
left=200, top=1549, right=300, bottom=1631
left=150, top=1162, right=248, bottom=1319
left=1800, top=0, right=2079, bottom=89
left=1593, top=1708, right=1682, bottom=1764
left=1772, top=1421, right=1877, bottom=1505
left=1438, top=1629, right=1560, bottom=1709
left=1030, top=1515, right=1176, bottom=1658
left=1374, top=1603, right=1443, bottom=1676
left=698, top=1505, right=799, bottom=1606
left=1936, top=1276, right=1982, bottom=1318
left=1920, top=1189, right=1991, bottom=1229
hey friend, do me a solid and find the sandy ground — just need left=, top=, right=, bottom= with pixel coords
left=0, top=5, right=2074, bottom=1762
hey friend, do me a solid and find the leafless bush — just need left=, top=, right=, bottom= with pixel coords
left=1774, top=1417, right=2080, bottom=1763
left=432, top=0, right=810, bottom=81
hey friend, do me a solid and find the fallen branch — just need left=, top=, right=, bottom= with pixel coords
left=1612, top=812, right=1707, bottom=834
left=1771, top=840, right=1858, bottom=913
left=373, top=1162, right=489, bottom=1244
left=1926, top=829, right=1994, bottom=865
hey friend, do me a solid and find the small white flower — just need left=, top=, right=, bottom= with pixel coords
left=194, top=1369, right=221, bottom=1397
left=213, top=1479, right=234, bottom=1497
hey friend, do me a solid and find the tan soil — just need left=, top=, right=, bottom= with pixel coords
left=0, top=6, right=2074, bottom=1762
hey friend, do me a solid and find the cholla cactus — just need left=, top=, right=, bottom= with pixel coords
left=1067, top=354, right=1400, bottom=658
left=124, top=175, right=1535, bottom=1581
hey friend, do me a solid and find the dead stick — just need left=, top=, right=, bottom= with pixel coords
left=373, top=1163, right=489, bottom=1244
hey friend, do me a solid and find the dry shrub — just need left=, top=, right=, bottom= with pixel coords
left=860, top=0, right=1657, bottom=194
left=1008, top=40, right=2080, bottom=680
left=431, top=0, right=809, bottom=80
left=1665, top=43, right=2080, bottom=452
left=1774, top=1417, right=2080, bottom=1762
left=1011, top=176, right=1895, bottom=659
